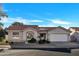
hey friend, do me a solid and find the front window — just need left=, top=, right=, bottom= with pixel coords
left=12, top=32, right=19, bottom=39
left=13, top=32, right=19, bottom=35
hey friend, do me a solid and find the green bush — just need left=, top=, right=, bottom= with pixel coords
left=28, top=38, right=36, bottom=43
left=46, top=40, right=50, bottom=43
left=9, top=42, right=14, bottom=44
left=0, top=37, right=4, bottom=42
left=0, top=30, right=5, bottom=39
left=38, top=40, right=45, bottom=44
left=5, top=40, right=9, bottom=43
left=38, top=39, right=50, bottom=44
left=0, top=42, right=9, bottom=45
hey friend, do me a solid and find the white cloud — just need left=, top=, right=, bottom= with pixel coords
left=0, top=17, right=8, bottom=22
left=39, top=24, right=54, bottom=27
left=0, top=17, right=44, bottom=23
left=0, top=17, right=44, bottom=28
left=0, top=17, right=72, bottom=28
left=51, top=19, right=71, bottom=24
left=30, top=20, right=43, bottom=22
left=0, top=17, right=29, bottom=24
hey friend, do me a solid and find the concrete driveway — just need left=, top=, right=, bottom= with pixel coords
left=0, top=49, right=79, bottom=56
left=0, top=42, right=79, bottom=56
left=10, top=42, right=79, bottom=49
left=0, top=49, right=71, bottom=56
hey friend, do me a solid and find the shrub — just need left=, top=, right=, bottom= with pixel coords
left=0, top=42, right=9, bottom=45
left=38, top=39, right=50, bottom=44
left=28, top=38, right=36, bottom=43
left=46, top=40, right=50, bottom=43
left=9, top=42, right=14, bottom=45
left=38, top=40, right=44, bottom=44
left=0, top=30, right=5, bottom=39
left=0, top=37, right=4, bottom=42
left=38, top=40, right=46, bottom=44
left=5, top=40, right=9, bottom=43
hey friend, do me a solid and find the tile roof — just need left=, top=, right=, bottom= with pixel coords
left=58, top=26, right=71, bottom=32
left=7, top=25, right=70, bottom=32
left=39, top=27, right=57, bottom=31
left=39, top=27, right=71, bottom=32
left=7, top=25, right=38, bottom=30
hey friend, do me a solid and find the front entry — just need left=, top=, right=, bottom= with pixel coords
left=26, top=31, right=34, bottom=41
left=39, top=33, right=46, bottom=40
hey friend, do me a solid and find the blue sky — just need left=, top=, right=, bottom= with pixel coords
left=1, top=3, right=79, bottom=28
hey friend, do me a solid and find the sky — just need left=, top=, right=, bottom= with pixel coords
left=1, top=3, right=79, bottom=28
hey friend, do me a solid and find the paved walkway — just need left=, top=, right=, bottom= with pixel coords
left=0, top=45, right=10, bottom=48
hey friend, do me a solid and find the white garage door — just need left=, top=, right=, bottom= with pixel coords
left=49, top=34, right=68, bottom=42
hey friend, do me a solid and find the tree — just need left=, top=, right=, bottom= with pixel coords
left=0, top=22, right=3, bottom=27
left=11, top=22, right=24, bottom=26
left=0, top=28, right=8, bottom=42
left=0, top=29, right=5, bottom=42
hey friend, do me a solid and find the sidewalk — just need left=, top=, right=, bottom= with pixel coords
left=0, top=45, right=10, bottom=48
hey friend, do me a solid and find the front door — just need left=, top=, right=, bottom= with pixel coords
left=39, top=33, right=46, bottom=40
left=26, top=31, right=34, bottom=41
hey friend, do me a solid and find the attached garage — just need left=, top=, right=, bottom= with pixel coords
left=48, top=27, right=70, bottom=42
left=48, top=34, right=68, bottom=42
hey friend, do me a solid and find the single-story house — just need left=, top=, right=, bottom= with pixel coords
left=7, top=25, right=71, bottom=43
left=69, top=27, right=79, bottom=42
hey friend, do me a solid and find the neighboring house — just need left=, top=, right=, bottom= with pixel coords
left=7, top=25, right=71, bottom=43
left=69, top=27, right=79, bottom=42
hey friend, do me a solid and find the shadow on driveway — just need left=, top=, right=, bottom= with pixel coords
left=11, top=48, right=71, bottom=53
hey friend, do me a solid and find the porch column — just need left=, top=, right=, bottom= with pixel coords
left=46, top=33, right=48, bottom=40
left=23, top=31, right=28, bottom=44
left=68, top=33, right=71, bottom=42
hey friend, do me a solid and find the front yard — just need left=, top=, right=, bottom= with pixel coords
left=0, top=41, right=9, bottom=45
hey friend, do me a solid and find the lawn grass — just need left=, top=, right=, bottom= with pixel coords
left=0, top=41, right=9, bottom=45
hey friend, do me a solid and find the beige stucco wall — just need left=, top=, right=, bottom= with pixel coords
left=8, top=30, right=24, bottom=42
left=8, top=27, right=39, bottom=42
left=23, top=28, right=39, bottom=41
left=5, top=35, right=8, bottom=40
